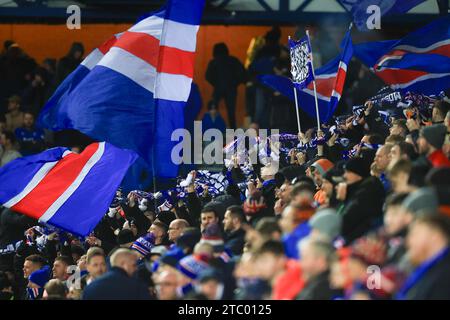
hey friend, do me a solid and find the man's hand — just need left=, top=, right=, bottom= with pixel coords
left=336, top=182, right=347, bottom=201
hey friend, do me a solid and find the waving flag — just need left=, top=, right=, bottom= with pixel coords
left=0, top=143, right=137, bottom=236
left=260, top=28, right=353, bottom=124
left=354, top=16, right=450, bottom=95
left=289, top=35, right=314, bottom=90
left=339, top=0, right=426, bottom=31
left=38, top=0, right=206, bottom=178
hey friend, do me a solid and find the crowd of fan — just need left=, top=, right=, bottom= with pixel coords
left=1, top=31, right=450, bottom=300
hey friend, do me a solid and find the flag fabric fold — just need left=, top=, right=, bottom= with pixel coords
left=0, top=143, right=138, bottom=237
left=38, top=0, right=206, bottom=178
left=354, top=16, right=450, bottom=95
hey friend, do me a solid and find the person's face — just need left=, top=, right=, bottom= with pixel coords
left=313, top=170, right=323, bottom=187
left=384, top=205, right=411, bottom=236
left=73, top=51, right=82, bottom=60
left=374, top=146, right=390, bottom=172
left=390, top=145, right=402, bottom=164
left=23, top=261, right=40, bottom=279
left=0, top=134, right=7, bottom=146
left=291, top=191, right=314, bottom=207
left=223, top=211, right=235, bottom=233
left=417, top=135, right=430, bottom=154
left=52, top=261, right=68, bottom=280
left=156, top=272, right=178, bottom=300
left=201, top=212, right=217, bottom=230
left=389, top=171, right=409, bottom=193
left=77, top=257, right=87, bottom=270
left=432, top=107, right=443, bottom=123
left=255, top=252, right=284, bottom=280
left=23, top=113, right=34, bottom=128
left=407, top=222, right=435, bottom=266
left=279, top=207, right=295, bottom=234
left=200, top=280, right=221, bottom=300
left=390, top=125, right=403, bottom=136
left=330, top=260, right=348, bottom=289
left=279, top=183, right=292, bottom=203
left=122, top=254, right=138, bottom=277
left=8, top=101, right=19, bottom=112
left=209, top=108, right=217, bottom=117
left=86, top=255, right=106, bottom=279
left=321, top=179, right=334, bottom=198
left=168, top=221, right=182, bottom=242
left=149, top=224, right=164, bottom=239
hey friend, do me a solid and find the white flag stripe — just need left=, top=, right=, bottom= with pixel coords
left=3, top=151, right=73, bottom=208
left=160, top=20, right=200, bottom=52
left=39, top=143, right=106, bottom=224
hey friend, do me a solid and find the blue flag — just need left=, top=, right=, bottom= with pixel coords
left=289, top=35, right=315, bottom=90
left=354, top=16, right=450, bottom=95
left=38, top=0, right=206, bottom=178
left=339, top=0, right=427, bottom=31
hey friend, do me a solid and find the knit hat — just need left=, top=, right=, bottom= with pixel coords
left=177, top=254, right=210, bottom=280
left=421, top=123, right=447, bottom=149
left=200, top=223, right=224, bottom=253
left=29, top=265, right=51, bottom=288
left=311, top=159, right=334, bottom=176
left=402, top=187, right=439, bottom=216
left=117, top=229, right=136, bottom=245
left=350, top=236, right=387, bottom=266
left=198, top=268, right=225, bottom=284
left=344, top=157, right=370, bottom=178
left=309, top=208, right=342, bottom=240
left=131, top=233, right=155, bottom=257
left=243, top=190, right=267, bottom=216
left=158, top=246, right=186, bottom=269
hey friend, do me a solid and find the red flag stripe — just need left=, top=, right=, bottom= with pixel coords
left=375, top=68, right=428, bottom=85
left=113, top=31, right=195, bottom=78
left=11, top=143, right=100, bottom=220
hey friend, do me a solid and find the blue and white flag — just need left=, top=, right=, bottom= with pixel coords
left=289, top=35, right=315, bottom=90
left=38, top=0, right=206, bottom=178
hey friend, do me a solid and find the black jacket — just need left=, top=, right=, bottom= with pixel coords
left=338, top=177, right=385, bottom=244
left=405, top=250, right=450, bottom=300
left=205, top=55, right=245, bottom=93
left=82, top=267, right=151, bottom=300
left=296, top=271, right=337, bottom=300
left=225, top=228, right=246, bottom=256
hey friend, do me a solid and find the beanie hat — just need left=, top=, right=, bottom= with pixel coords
left=312, top=159, right=334, bottom=176
left=309, top=208, right=342, bottom=240
left=198, top=268, right=225, bottom=284
left=131, top=233, right=155, bottom=257
left=350, top=236, right=387, bottom=266
left=117, top=229, right=136, bottom=245
left=243, top=190, right=267, bottom=216
left=29, top=265, right=51, bottom=288
left=421, top=123, right=447, bottom=149
left=200, top=223, right=224, bottom=253
left=402, top=187, right=439, bottom=216
left=177, top=254, right=210, bottom=280
left=157, top=246, right=186, bottom=270
left=344, top=157, right=370, bottom=178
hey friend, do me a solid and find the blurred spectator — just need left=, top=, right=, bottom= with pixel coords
left=5, top=95, right=24, bottom=132
left=14, top=112, right=45, bottom=156
left=55, top=42, right=84, bottom=86
left=0, top=131, right=22, bottom=167
left=206, top=43, right=246, bottom=129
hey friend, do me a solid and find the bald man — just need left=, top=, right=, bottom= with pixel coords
left=155, top=270, right=179, bottom=300
left=82, top=249, right=151, bottom=300
left=168, top=219, right=189, bottom=243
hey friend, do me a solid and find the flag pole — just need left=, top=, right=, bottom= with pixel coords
left=306, top=30, right=321, bottom=134
left=289, top=35, right=302, bottom=134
